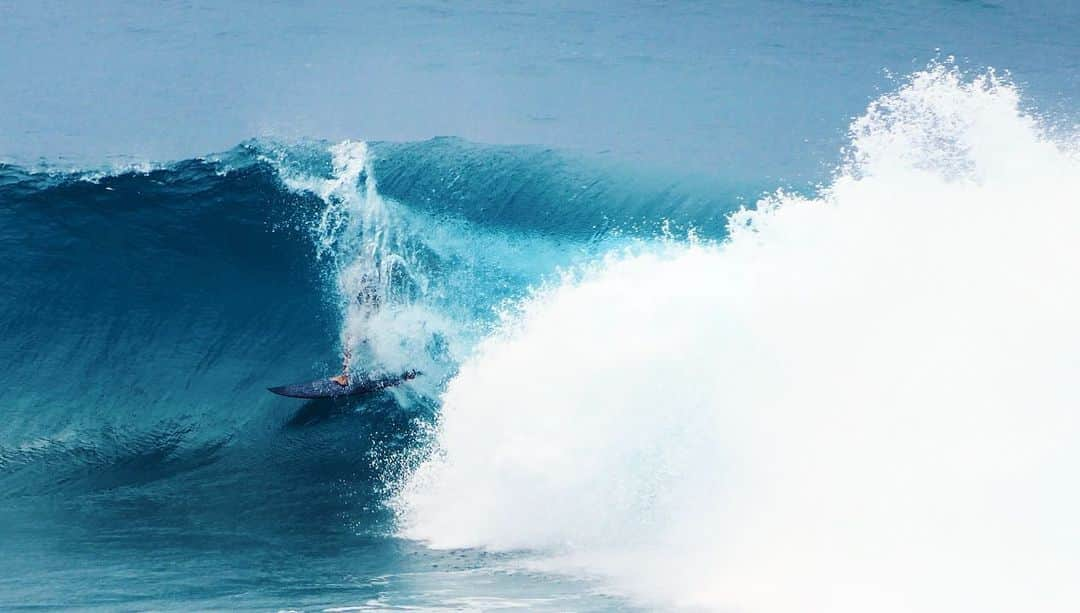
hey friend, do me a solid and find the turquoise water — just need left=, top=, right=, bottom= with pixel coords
left=2, top=3, right=1079, bottom=611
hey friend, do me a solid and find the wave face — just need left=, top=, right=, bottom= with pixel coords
left=396, top=65, right=1080, bottom=611
left=0, top=132, right=743, bottom=607
left=0, top=154, right=390, bottom=537
left=0, top=140, right=724, bottom=495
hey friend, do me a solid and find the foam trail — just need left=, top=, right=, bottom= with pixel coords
left=396, top=64, right=1080, bottom=611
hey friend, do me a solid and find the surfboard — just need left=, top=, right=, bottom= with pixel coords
left=268, top=370, right=419, bottom=399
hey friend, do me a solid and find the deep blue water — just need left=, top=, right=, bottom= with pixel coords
left=2, top=1, right=1079, bottom=611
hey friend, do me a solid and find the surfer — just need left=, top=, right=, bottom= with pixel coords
left=330, top=274, right=379, bottom=386
left=330, top=348, right=351, bottom=386
left=270, top=273, right=421, bottom=398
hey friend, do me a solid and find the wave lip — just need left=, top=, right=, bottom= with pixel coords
left=395, top=64, right=1080, bottom=612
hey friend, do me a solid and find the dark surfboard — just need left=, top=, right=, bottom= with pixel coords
left=269, top=370, right=419, bottom=399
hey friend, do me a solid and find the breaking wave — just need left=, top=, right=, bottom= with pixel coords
left=396, top=64, right=1080, bottom=612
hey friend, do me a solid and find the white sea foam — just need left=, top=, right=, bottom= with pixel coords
left=396, top=65, right=1080, bottom=611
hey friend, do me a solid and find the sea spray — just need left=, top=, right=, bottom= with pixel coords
left=260, top=139, right=658, bottom=389
left=260, top=140, right=467, bottom=386
left=396, top=64, right=1080, bottom=612
left=264, top=142, right=410, bottom=365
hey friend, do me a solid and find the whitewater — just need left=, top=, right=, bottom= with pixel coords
left=395, top=65, right=1080, bottom=611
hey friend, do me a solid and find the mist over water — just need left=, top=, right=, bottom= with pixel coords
left=396, top=65, right=1080, bottom=611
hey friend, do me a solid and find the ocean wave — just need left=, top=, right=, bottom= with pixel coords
left=0, top=136, right=739, bottom=516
